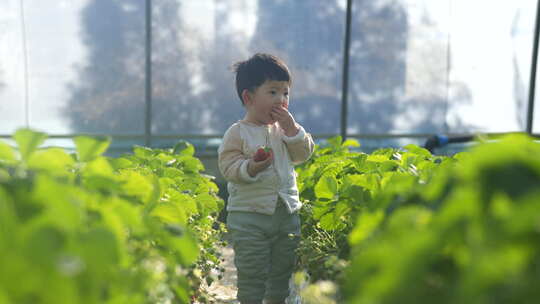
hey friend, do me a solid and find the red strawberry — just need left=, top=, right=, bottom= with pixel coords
left=253, top=146, right=272, bottom=162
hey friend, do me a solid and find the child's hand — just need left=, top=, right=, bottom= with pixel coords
left=271, top=106, right=299, bottom=137
left=247, top=149, right=273, bottom=177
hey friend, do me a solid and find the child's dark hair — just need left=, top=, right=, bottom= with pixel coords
left=232, top=53, right=291, bottom=105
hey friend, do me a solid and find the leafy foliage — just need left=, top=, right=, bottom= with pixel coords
left=4, top=129, right=539, bottom=303
left=0, top=129, right=224, bottom=303
left=296, top=135, right=540, bottom=304
left=296, top=136, right=446, bottom=284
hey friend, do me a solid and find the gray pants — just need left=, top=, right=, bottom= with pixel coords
left=227, top=198, right=301, bottom=303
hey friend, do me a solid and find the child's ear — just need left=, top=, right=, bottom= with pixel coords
left=241, top=89, right=252, bottom=106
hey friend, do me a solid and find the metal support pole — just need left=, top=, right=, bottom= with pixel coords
left=145, top=0, right=153, bottom=146
left=526, top=0, right=540, bottom=134
left=20, top=0, right=30, bottom=128
left=341, top=0, right=353, bottom=140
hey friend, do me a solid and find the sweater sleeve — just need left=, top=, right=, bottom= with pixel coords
left=282, top=125, right=315, bottom=165
left=218, top=124, right=260, bottom=184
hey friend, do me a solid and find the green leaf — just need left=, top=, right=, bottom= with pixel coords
left=387, top=206, right=432, bottom=232
left=173, top=141, right=195, bottom=156
left=340, top=179, right=368, bottom=203
left=163, top=167, right=183, bottom=178
left=82, top=158, right=121, bottom=192
left=151, top=201, right=187, bottom=225
left=109, top=157, right=133, bottom=170
left=110, top=198, right=144, bottom=234
left=117, top=170, right=157, bottom=204
left=404, top=144, right=432, bottom=157
left=0, top=290, right=9, bottom=304
left=84, top=157, right=114, bottom=177
left=148, top=159, right=163, bottom=170
left=169, top=192, right=198, bottom=216
left=13, top=128, right=47, bottom=161
left=351, top=153, right=368, bottom=170
left=24, top=225, right=66, bottom=267
left=174, top=283, right=191, bottom=304
left=367, top=154, right=389, bottom=163
left=349, top=210, right=384, bottom=245
left=334, top=200, right=351, bottom=218
left=172, top=230, right=199, bottom=266
left=346, top=174, right=378, bottom=192
left=79, top=227, right=119, bottom=268
left=382, top=173, right=416, bottom=196
left=102, top=205, right=128, bottom=245
left=378, top=160, right=399, bottom=172
left=133, top=145, right=153, bottom=158
left=0, top=141, right=16, bottom=162
left=196, top=193, right=219, bottom=214
left=157, top=152, right=174, bottom=163
left=31, top=175, right=82, bottom=232
left=83, top=175, right=122, bottom=193
left=179, top=156, right=204, bottom=173
left=326, top=136, right=342, bottom=149
left=319, top=211, right=346, bottom=231
left=400, top=152, right=418, bottom=167
left=319, top=212, right=338, bottom=230
left=342, top=139, right=360, bottom=148
left=312, top=203, right=331, bottom=220
left=315, top=175, right=338, bottom=199
left=27, top=148, right=75, bottom=174
left=74, top=135, right=111, bottom=162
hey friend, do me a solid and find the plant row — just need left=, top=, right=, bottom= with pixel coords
left=0, top=129, right=224, bottom=304
left=295, top=135, right=540, bottom=304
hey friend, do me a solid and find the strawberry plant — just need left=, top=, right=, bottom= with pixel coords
left=343, top=134, right=540, bottom=304
left=295, top=136, right=447, bottom=284
left=0, top=129, right=224, bottom=303
left=294, top=134, right=540, bottom=303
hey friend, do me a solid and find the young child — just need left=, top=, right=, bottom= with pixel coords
left=218, top=53, right=314, bottom=304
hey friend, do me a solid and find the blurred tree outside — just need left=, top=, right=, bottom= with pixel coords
left=64, top=0, right=146, bottom=134
left=64, top=0, right=474, bottom=137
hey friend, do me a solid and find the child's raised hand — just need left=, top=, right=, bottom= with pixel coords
left=271, top=106, right=299, bottom=137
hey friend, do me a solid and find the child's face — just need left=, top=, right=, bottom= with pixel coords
left=245, top=80, right=290, bottom=125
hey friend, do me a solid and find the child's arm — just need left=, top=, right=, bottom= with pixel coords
left=271, top=106, right=315, bottom=164
left=218, top=125, right=273, bottom=184
left=282, top=126, right=315, bottom=164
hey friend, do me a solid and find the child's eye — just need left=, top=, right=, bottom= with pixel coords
left=270, top=90, right=276, bottom=95
left=284, top=92, right=289, bottom=97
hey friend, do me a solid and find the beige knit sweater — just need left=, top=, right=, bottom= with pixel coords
left=218, top=120, right=314, bottom=215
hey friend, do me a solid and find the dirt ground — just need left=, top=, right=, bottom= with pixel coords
left=200, top=244, right=301, bottom=304
left=203, top=245, right=239, bottom=303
